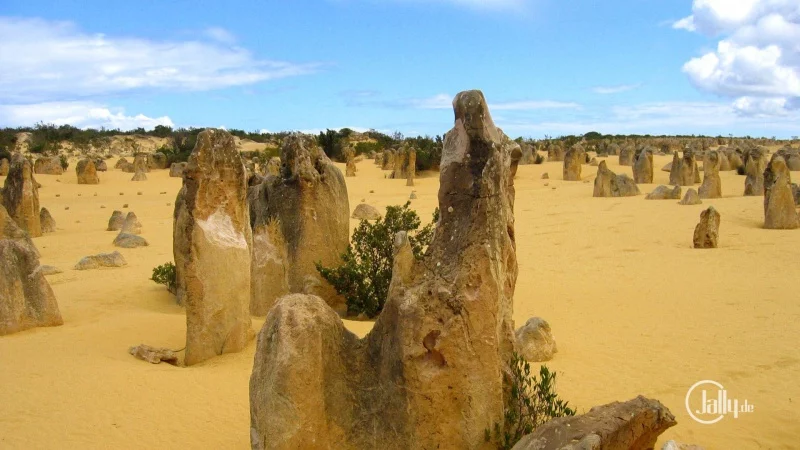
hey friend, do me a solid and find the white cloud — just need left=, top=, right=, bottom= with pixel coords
left=592, top=84, right=642, bottom=95
left=0, top=17, right=319, bottom=103
left=204, top=27, right=237, bottom=44
left=675, top=0, right=800, bottom=116
left=0, top=101, right=173, bottom=131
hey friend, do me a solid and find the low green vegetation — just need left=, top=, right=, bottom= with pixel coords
left=150, top=262, right=177, bottom=295
left=316, top=202, right=438, bottom=318
left=486, top=354, right=576, bottom=450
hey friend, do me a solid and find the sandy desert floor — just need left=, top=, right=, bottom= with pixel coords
left=1, top=154, right=799, bottom=449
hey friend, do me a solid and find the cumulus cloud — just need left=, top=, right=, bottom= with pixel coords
left=0, top=17, right=320, bottom=103
left=0, top=101, right=174, bottom=131
left=674, top=0, right=800, bottom=116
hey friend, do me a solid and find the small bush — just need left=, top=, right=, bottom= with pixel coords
left=487, top=353, right=576, bottom=449
left=151, top=262, right=176, bottom=295
left=316, top=203, right=438, bottom=318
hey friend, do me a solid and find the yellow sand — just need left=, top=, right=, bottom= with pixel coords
left=1, top=155, right=799, bottom=449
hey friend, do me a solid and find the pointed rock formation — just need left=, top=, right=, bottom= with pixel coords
left=593, top=161, right=639, bottom=197
left=693, top=206, right=720, bottom=249
left=548, top=142, right=565, bottom=162
left=0, top=158, right=9, bottom=176
left=2, top=154, right=42, bottom=237
left=698, top=150, right=722, bottom=199
left=633, top=147, right=654, bottom=184
left=106, top=210, right=125, bottom=231
left=763, top=156, right=799, bottom=229
left=679, top=188, right=702, bottom=205
left=176, top=129, right=252, bottom=366
left=121, top=211, right=142, bottom=235
left=39, top=208, right=56, bottom=233
left=76, top=158, right=100, bottom=184
left=381, top=149, right=394, bottom=170
left=247, top=134, right=349, bottom=315
left=265, top=157, right=280, bottom=177
left=406, top=147, right=416, bottom=186
left=562, top=145, right=583, bottom=181
left=618, top=144, right=634, bottom=166
left=131, top=153, right=148, bottom=181
left=744, top=148, right=766, bottom=196
left=250, top=90, right=519, bottom=449
left=344, top=145, right=356, bottom=177
left=515, top=317, right=557, bottom=362
left=0, top=204, right=62, bottom=335
left=668, top=151, right=681, bottom=185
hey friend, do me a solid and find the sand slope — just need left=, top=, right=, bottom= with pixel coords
left=0, top=155, right=798, bottom=449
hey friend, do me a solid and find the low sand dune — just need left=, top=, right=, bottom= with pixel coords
left=0, top=154, right=798, bottom=448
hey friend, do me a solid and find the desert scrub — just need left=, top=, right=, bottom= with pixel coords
left=486, top=353, right=576, bottom=449
left=316, top=202, right=438, bottom=318
left=151, top=262, right=176, bottom=295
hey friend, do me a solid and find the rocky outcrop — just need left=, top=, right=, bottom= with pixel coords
left=562, top=146, right=583, bottom=181
left=698, top=150, right=722, bottom=199
left=0, top=158, right=9, bottom=176
left=668, top=152, right=681, bottom=185
left=249, top=90, right=519, bottom=449
left=744, top=148, right=766, bottom=196
left=95, top=158, right=108, bottom=172
left=76, top=159, right=100, bottom=184
left=39, top=208, right=56, bottom=233
left=74, top=251, right=127, bottom=270
left=673, top=151, right=697, bottom=186
left=169, top=162, right=187, bottom=178
left=646, top=185, right=682, bottom=200
left=693, top=206, right=720, bottom=249
left=173, top=188, right=189, bottom=306
left=0, top=204, right=63, bottom=335
left=381, top=149, right=394, bottom=170
left=593, top=161, right=640, bottom=197
left=515, top=317, right=557, bottom=362
left=633, top=148, right=654, bottom=184
left=512, top=396, right=676, bottom=450
left=33, top=156, right=63, bottom=175
left=2, top=154, right=42, bottom=237
left=148, top=152, right=168, bottom=170
left=352, top=203, right=381, bottom=220
left=113, top=233, right=149, bottom=248
left=106, top=210, right=125, bottom=231
left=763, top=156, right=799, bottom=229
left=128, top=344, right=179, bottom=365
left=391, top=145, right=409, bottom=179
left=679, top=188, right=702, bottom=205
left=247, top=134, right=349, bottom=315
left=175, top=129, right=252, bottom=366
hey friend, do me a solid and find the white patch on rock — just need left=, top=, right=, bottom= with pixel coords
left=198, top=209, right=247, bottom=249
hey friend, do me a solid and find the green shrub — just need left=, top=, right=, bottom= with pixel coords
left=316, top=202, right=438, bottom=318
left=151, top=262, right=177, bottom=295
left=487, top=353, right=576, bottom=449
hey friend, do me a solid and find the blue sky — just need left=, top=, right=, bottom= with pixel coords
left=1, top=0, right=798, bottom=138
